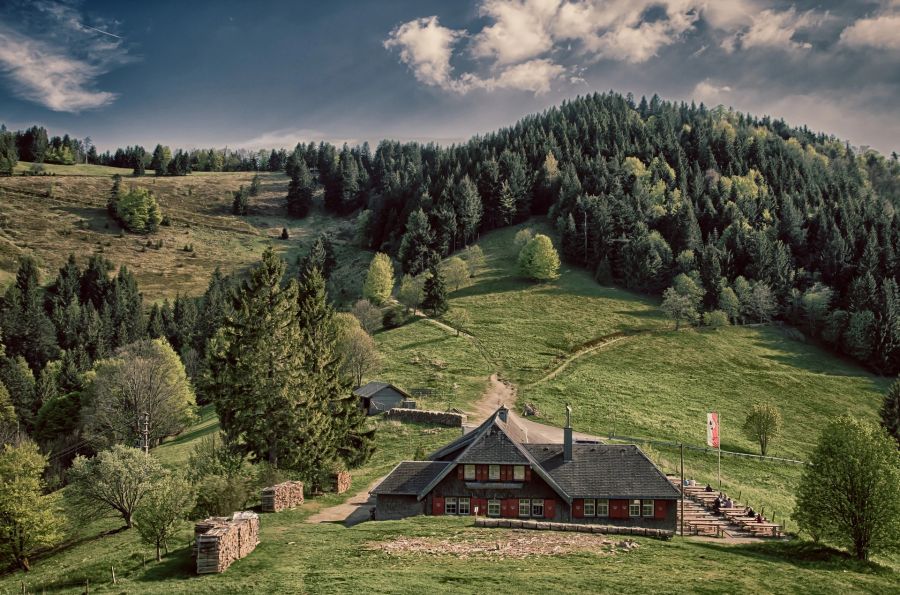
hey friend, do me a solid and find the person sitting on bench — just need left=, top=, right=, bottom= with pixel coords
left=705, top=483, right=713, bottom=492
left=755, top=514, right=764, bottom=523
left=745, top=507, right=755, bottom=517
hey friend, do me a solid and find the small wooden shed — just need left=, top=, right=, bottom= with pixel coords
left=354, top=381, right=414, bottom=415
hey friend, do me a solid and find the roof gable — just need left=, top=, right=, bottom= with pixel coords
left=371, top=461, right=452, bottom=496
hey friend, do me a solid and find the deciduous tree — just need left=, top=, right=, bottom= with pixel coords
left=518, top=234, right=560, bottom=281
left=741, top=402, right=781, bottom=456
left=363, top=253, right=394, bottom=305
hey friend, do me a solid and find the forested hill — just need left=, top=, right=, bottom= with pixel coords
left=355, top=92, right=900, bottom=374
left=3, top=92, right=900, bottom=375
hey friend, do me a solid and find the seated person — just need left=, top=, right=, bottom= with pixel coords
left=746, top=507, right=755, bottom=517
left=755, top=514, right=763, bottom=523
left=724, top=498, right=734, bottom=509
left=712, top=498, right=721, bottom=513
left=705, top=483, right=713, bottom=492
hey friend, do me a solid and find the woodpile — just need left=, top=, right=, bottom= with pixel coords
left=334, top=471, right=352, bottom=494
left=261, top=481, right=305, bottom=512
left=194, top=511, right=260, bottom=574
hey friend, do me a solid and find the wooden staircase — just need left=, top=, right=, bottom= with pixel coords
left=668, top=477, right=769, bottom=538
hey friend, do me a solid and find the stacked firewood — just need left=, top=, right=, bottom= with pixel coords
left=260, top=481, right=305, bottom=512
left=194, top=511, right=260, bottom=574
left=334, top=471, right=352, bottom=494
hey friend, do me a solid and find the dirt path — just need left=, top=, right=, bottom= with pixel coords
left=305, top=477, right=383, bottom=526
left=468, top=374, right=601, bottom=443
left=528, top=333, right=636, bottom=387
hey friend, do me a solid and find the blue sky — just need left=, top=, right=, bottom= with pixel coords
left=1, top=0, right=898, bottom=154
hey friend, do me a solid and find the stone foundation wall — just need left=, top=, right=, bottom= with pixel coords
left=475, top=517, right=673, bottom=540
left=384, top=408, right=467, bottom=427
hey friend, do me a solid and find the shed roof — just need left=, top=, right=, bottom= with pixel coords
left=371, top=461, right=452, bottom=496
left=353, top=381, right=411, bottom=399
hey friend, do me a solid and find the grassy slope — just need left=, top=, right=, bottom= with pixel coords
left=0, top=166, right=368, bottom=304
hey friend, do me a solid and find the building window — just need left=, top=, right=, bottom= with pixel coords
left=629, top=499, right=641, bottom=517
left=488, top=464, right=500, bottom=480
left=445, top=497, right=458, bottom=515
left=464, top=464, right=476, bottom=480
left=596, top=499, right=609, bottom=517
left=458, top=497, right=470, bottom=515
left=518, top=499, right=530, bottom=517
left=531, top=499, right=544, bottom=518
left=643, top=500, right=654, bottom=517
left=513, top=465, right=525, bottom=480
left=583, top=499, right=596, bottom=517
left=488, top=499, right=501, bottom=517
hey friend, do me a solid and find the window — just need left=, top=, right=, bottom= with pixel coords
left=519, top=499, right=530, bottom=517
left=445, top=497, right=457, bottom=515
left=464, top=464, right=476, bottom=480
left=488, top=499, right=501, bottom=517
left=531, top=499, right=544, bottom=518
left=488, top=464, right=500, bottom=480
left=596, top=499, right=609, bottom=517
left=513, top=465, right=525, bottom=480
left=583, top=499, right=596, bottom=517
left=629, top=499, right=641, bottom=517
left=643, top=500, right=655, bottom=517
left=458, top=498, right=470, bottom=515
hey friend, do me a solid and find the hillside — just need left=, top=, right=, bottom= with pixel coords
left=2, top=220, right=896, bottom=592
left=0, top=168, right=370, bottom=304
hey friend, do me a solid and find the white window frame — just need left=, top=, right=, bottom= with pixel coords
left=531, top=499, right=544, bottom=518
left=583, top=499, right=596, bottom=517
left=643, top=500, right=655, bottom=517
left=518, top=499, right=530, bottom=517
left=488, top=499, right=501, bottom=517
left=629, top=499, right=641, bottom=517
left=445, top=497, right=457, bottom=515
left=513, top=465, right=525, bottom=480
left=464, top=464, right=476, bottom=480
left=488, top=464, right=500, bottom=480
left=596, top=499, right=609, bottom=517
left=458, top=497, right=470, bottom=515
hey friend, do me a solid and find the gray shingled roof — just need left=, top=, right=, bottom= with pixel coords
left=524, top=444, right=681, bottom=499
left=353, top=381, right=412, bottom=399
left=371, top=461, right=452, bottom=496
left=456, top=425, right=531, bottom=463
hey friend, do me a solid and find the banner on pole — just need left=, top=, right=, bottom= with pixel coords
left=707, top=412, right=720, bottom=448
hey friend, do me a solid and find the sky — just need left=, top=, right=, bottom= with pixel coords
left=0, top=0, right=898, bottom=154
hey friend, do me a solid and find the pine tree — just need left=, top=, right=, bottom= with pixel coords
left=287, top=160, right=314, bottom=218
left=454, top=175, right=482, bottom=245
left=232, top=186, right=249, bottom=216
left=422, top=268, right=448, bottom=316
left=205, top=248, right=307, bottom=469
left=398, top=208, right=438, bottom=275
left=881, top=379, right=900, bottom=447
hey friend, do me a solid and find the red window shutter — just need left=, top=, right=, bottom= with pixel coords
left=501, top=466, right=509, bottom=481
left=457, top=465, right=464, bottom=480
left=655, top=500, right=667, bottom=519
left=432, top=497, right=444, bottom=516
left=477, top=465, right=486, bottom=481
left=544, top=499, right=555, bottom=519
left=610, top=499, right=629, bottom=519
left=525, top=467, right=532, bottom=481
left=502, top=499, right=518, bottom=518
left=573, top=499, right=584, bottom=518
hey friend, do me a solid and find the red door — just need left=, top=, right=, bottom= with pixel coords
left=610, top=499, right=629, bottom=519
left=432, top=497, right=444, bottom=516
left=655, top=500, right=667, bottom=519
left=501, top=499, right=518, bottom=518
left=472, top=498, right=487, bottom=516
left=544, top=499, right=555, bottom=519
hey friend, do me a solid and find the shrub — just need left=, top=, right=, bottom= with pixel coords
left=382, top=308, right=403, bottom=329
left=702, top=310, right=730, bottom=329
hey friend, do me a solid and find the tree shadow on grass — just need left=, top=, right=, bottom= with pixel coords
left=692, top=540, right=892, bottom=575
left=137, top=546, right=196, bottom=582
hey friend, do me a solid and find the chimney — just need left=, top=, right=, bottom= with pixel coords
left=563, top=404, right=573, bottom=462
left=498, top=406, right=508, bottom=423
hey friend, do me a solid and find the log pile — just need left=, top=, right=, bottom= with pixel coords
left=334, top=471, right=352, bottom=494
left=194, top=511, right=260, bottom=574
left=261, top=481, right=305, bottom=512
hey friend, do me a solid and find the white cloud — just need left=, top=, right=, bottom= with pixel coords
left=383, top=16, right=466, bottom=90
left=720, top=7, right=822, bottom=53
left=478, top=58, right=565, bottom=93
left=840, top=14, right=900, bottom=51
left=0, top=26, right=117, bottom=112
left=471, top=0, right=560, bottom=65
left=691, top=79, right=733, bottom=104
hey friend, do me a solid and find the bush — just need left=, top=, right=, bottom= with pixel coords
left=382, top=308, right=404, bottom=329
left=702, top=310, right=730, bottom=329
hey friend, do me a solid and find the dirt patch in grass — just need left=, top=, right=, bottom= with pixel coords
left=369, top=529, right=641, bottom=559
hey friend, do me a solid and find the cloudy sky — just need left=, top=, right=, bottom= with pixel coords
left=0, top=0, right=898, bottom=154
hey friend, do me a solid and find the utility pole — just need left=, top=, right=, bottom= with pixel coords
left=680, top=443, right=685, bottom=537
left=141, top=412, right=149, bottom=455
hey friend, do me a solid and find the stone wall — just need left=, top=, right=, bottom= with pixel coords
left=375, top=494, right=424, bottom=520
left=384, top=408, right=467, bottom=427
left=475, top=517, right=673, bottom=540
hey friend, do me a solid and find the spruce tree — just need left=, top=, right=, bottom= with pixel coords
left=422, top=268, right=448, bottom=317
left=286, top=160, right=313, bottom=218
left=881, top=379, right=900, bottom=447
left=205, top=248, right=306, bottom=469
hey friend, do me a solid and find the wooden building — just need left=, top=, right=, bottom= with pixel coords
left=354, top=381, right=414, bottom=415
left=372, top=406, right=680, bottom=530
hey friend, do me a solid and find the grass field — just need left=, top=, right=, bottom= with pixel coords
left=2, top=411, right=895, bottom=594
left=0, top=165, right=370, bottom=304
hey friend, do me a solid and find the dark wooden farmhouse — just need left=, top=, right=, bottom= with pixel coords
left=372, top=406, right=680, bottom=530
left=354, top=381, right=413, bottom=415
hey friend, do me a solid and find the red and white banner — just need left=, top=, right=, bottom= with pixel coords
left=707, top=412, right=720, bottom=448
